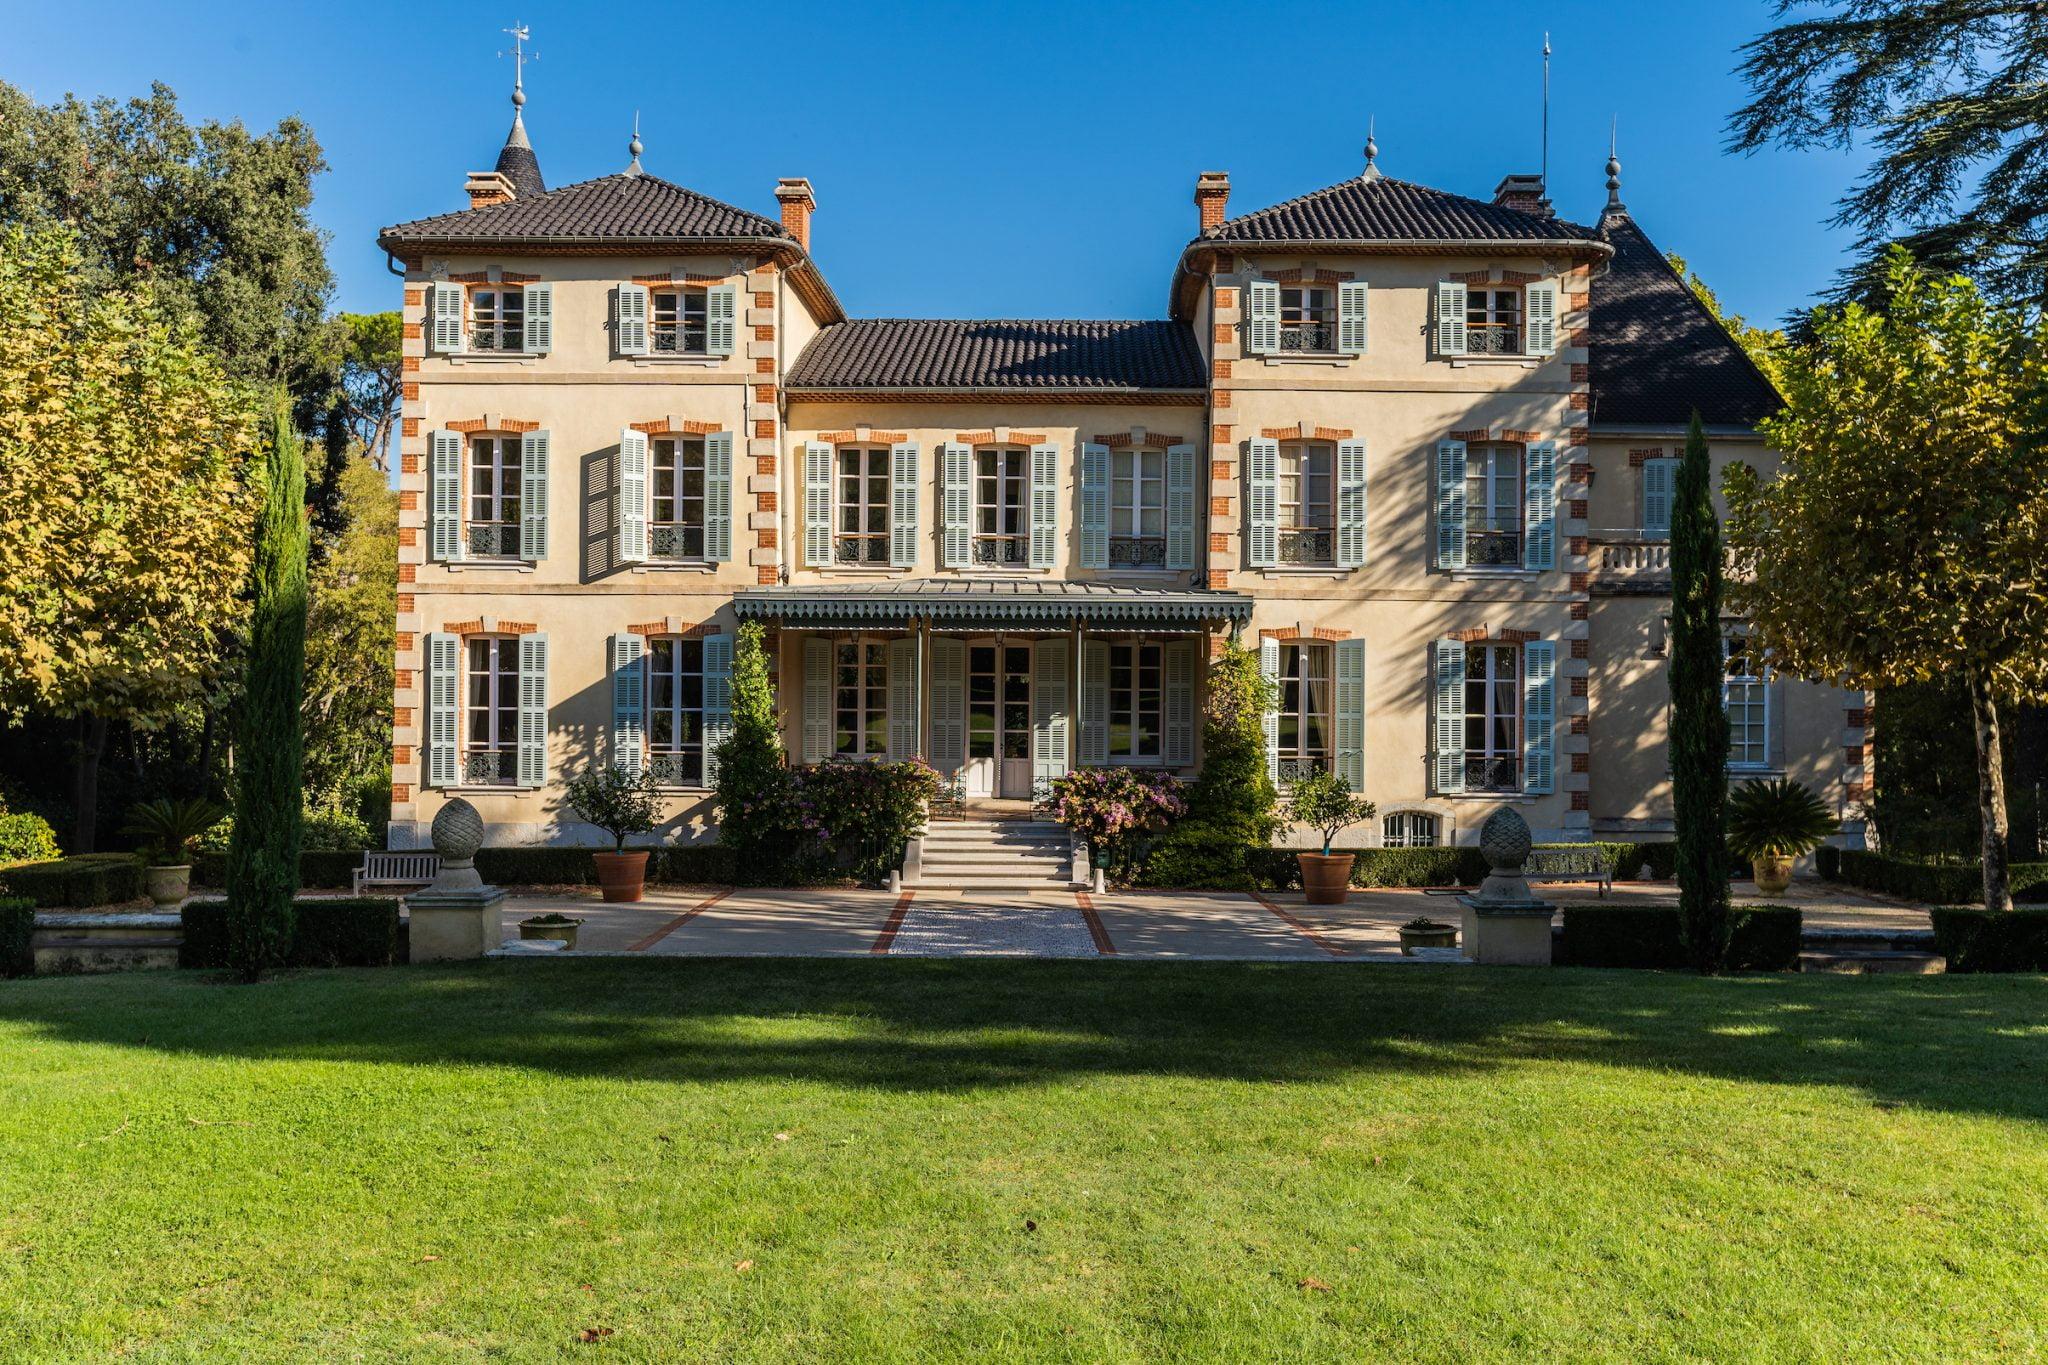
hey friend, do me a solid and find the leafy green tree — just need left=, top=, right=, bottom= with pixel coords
left=330, top=313, right=403, bottom=471
left=1726, top=253, right=2048, bottom=911
left=1670, top=415, right=1733, bottom=971
left=0, top=222, right=258, bottom=850
left=1667, top=251, right=1789, bottom=388
left=1729, top=2, right=2048, bottom=301
left=226, top=396, right=309, bottom=980
left=1145, top=640, right=1279, bottom=887
left=713, top=622, right=802, bottom=880
left=302, top=456, right=395, bottom=805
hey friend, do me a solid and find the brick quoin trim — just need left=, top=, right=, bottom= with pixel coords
left=397, top=527, right=418, bottom=548
left=398, top=563, right=417, bottom=583
left=819, top=430, right=909, bottom=444
left=392, top=783, right=412, bottom=804
left=1572, top=752, right=1590, bottom=773
left=1569, top=363, right=1590, bottom=383
left=1211, top=424, right=1233, bottom=444
left=629, top=619, right=717, bottom=638
left=754, top=384, right=776, bottom=403
left=1206, top=570, right=1229, bottom=589
left=1264, top=267, right=1356, bottom=285
left=757, top=528, right=777, bottom=549
left=404, top=287, right=425, bottom=306
left=755, top=419, right=776, bottom=439
left=1498, top=428, right=1543, bottom=444
left=758, top=491, right=778, bottom=512
left=1214, top=287, right=1236, bottom=309
left=753, top=325, right=775, bottom=342
left=1565, top=291, right=1590, bottom=313
left=1568, top=392, right=1590, bottom=411
left=1847, top=708, right=1867, bottom=728
left=441, top=619, right=537, bottom=636
left=395, top=631, right=415, bottom=652
left=1209, top=496, right=1232, bottom=517
left=1213, top=359, right=1232, bottom=379
left=1210, top=461, right=1232, bottom=481
left=1568, top=425, right=1589, bottom=444
left=401, top=454, right=422, bottom=474
left=445, top=417, right=539, bottom=434
left=1570, top=638, right=1589, bottom=659
left=396, top=592, right=414, bottom=613
left=1096, top=432, right=1189, bottom=448
left=1569, top=714, right=1589, bottom=734
left=631, top=418, right=722, bottom=436
left=401, top=323, right=422, bottom=341
left=757, top=565, right=779, bottom=585
left=1259, top=626, right=1352, bottom=642
left=401, top=418, right=420, bottom=437
left=1570, top=572, right=1590, bottom=591
left=394, top=706, right=414, bottom=728
left=393, top=745, right=414, bottom=766
left=1568, top=499, right=1587, bottom=518
left=1569, top=536, right=1588, bottom=556
left=401, top=356, right=418, bottom=373
left=753, top=292, right=773, bottom=309
left=1570, top=676, right=1589, bottom=698
left=1208, top=532, right=1229, bottom=553
left=756, top=357, right=775, bottom=374
left=1569, top=602, right=1588, bottom=621
left=757, top=456, right=776, bottom=476
left=394, top=668, right=415, bottom=689
left=1499, top=269, right=1541, bottom=285
left=1571, top=791, right=1590, bottom=811
left=398, top=490, right=419, bottom=511
left=402, top=382, right=420, bottom=402
left=1261, top=423, right=1354, bottom=441
left=1213, top=324, right=1233, bottom=345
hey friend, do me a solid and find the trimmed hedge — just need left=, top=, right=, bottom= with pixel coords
left=190, top=844, right=739, bottom=891
left=192, top=848, right=361, bottom=890
left=1817, top=848, right=2048, bottom=906
left=1147, top=841, right=1690, bottom=892
left=1929, top=908, right=2048, bottom=973
left=1559, top=904, right=1802, bottom=971
left=180, top=898, right=404, bottom=969
left=0, top=853, right=146, bottom=908
left=0, top=897, right=33, bottom=977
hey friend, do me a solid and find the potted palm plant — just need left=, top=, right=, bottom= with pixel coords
left=121, top=797, right=226, bottom=907
left=1726, top=777, right=1837, bottom=895
left=1286, top=768, right=1376, bottom=905
left=565, top=765, right=662, bottom=902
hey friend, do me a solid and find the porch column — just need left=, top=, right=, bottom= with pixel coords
left=1071, top=615, right=1084, bottom=772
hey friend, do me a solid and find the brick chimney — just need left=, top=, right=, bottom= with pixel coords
left=776, top=178, right=817, bottom=251
left=1194, top=171, right=1230, bottom=233
left=1492, top=173, right=1553, bottom=218
left=464, top=170, right=516, bottom=209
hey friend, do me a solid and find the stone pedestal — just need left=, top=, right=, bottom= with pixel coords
left=1468, top=907, right=1555, bottom=965
left=407, top=798, right=507, bottom=963
left=1457, top=808, right=1557, bottom=967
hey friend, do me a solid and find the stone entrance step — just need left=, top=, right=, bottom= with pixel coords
left=915, top=819, right=1076, bottom=889
left=1800, top=950, right=1946, bottom=975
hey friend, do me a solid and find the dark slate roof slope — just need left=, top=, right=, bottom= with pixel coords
left=380, top=172, right=788, bottom=247
left=494, top=141, right=545, bottom=200
left=1209, top=174, right=1601, bottom=245
left=1590, top=212, right=1781, bottom=427
left=787, top=319, right=1206, bottom=392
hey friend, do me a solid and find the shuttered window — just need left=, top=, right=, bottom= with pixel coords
left=835, top=638, right=890, bottom=757
left=973, top=448, right=1029, bottom=567
left=1464, top=443, right=1524, bottom=569
left=1279, top=286, right=1336, bottom=353
left=1278, top=443, right=1335, bottom=566
left=1276, top=642, right=1333, bottom=785
left=1111, top=449, right=1166, bottom=569
left=647, top=637, right=707, bottom=788
left=836, top=447, right=891, bottom=566
left=652, top=289, right=710, bottom=354
left=1642, top=458, right=1677, bottom=537
left=469, top=286, right=526, bottom=352
left=463, top=637, right=523, bottom=786
left=468, top=436, right=523, bottom=559
left=1106, top=641, right=1164, bottom=762
left=1463, top=644, right=1521, bottom=792
left=651, top=438, right=707, bottom=561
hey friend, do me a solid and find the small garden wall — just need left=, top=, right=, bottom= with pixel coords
left=1817, top=847, right=2048, bottom=905
left=1137, top=840, right=1702, bottom=891
left=180, top=898, right=404, bottom=969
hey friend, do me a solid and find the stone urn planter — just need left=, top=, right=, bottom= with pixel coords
left=143, top=863, right=191, bottom=908
left=591, top=851, right=649, bottom=904
left=518, top=914, right=585, bottom=949
left=1398, top=917, right=1458, bottom=955
left=1750, top=853, right=1795, bottom=896
left=1297, top=852, right=1357, bottom=905
left=1727, top=778, right=1838, bottom=902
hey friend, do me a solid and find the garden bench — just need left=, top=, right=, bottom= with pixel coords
left=352, top=850, right=441, bottom=895
left=1525, top=846, right=1615, bottom=898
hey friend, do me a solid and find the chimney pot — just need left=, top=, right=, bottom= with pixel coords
left=1492, top=173, right=1553, bottom=218
left=1194, top=171, right=1231, bottom=233
left=464, top=170, right=516, bottom=210
left=775, top=177, right=817, bottom=251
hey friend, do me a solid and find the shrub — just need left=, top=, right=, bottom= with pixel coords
left=564, top=764, right=662, bottom=853
left=1152, top=639, right=1278, bottom=873
left=1929, top=908, right=2048, bottom=972
left=1039, top=768, right=1185, bottom=882
left=793, top=758, right=942, bottom=884
left=1284, top=769, right=1374, bottom=855
left=121, top=797, right=227, bottom=865
left=714, top=621, right=803, bottom=875
left=0, top=810, right=60, bottom=868
left=0, top=897, right=32, bottom=977
left=1560, top=904, right=1801, bottom=971
left=180, top=898, right=403, bottom=969
left=1144, top=826, right=1261, bottom=890
left=1822, top=849, right=2048, bottom=905
left=1726, top=778, right=1838, bottom=860
left=301, top=806, right=374, bottom=852
left=0, top=854, right=145, bottom=908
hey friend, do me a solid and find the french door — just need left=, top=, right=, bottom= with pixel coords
left=964, top=638, right=1033, bottom=798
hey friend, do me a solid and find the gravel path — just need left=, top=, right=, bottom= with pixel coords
left=887, top=899, right=1099, bottom=957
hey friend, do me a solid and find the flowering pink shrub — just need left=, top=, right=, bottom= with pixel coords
left=792, top=757, right=943, bottom=883
left=1039, top=767, right=1186, bottom=879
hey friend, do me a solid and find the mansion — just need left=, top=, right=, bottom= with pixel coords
left=377, top=92, right=1863, bottom=851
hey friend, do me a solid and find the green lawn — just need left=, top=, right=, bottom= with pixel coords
left=1, top=961, right=2044, bottom=1362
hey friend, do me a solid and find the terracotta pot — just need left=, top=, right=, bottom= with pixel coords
left=1298, top=852, right=1356, bottom=905
left=1399, top=923, right=1459, bottom=956
left=1751, top=853, right=1794, bottom=896
left=144, top=864, right=190, bottom=908
left=592, top=850, right=649, bottom=903
left=519, top=918, right=583, bottom=949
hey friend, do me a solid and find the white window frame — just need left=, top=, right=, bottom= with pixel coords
left=651, top=288, right=710, bottom=356
left=1110, top=448, right=1167, bottom=569
left=468, top=285, right=527, bottom=353
left=467, top=435, right=523, bottom=559
left=463, top=636, right=522, bottom=786
left=1276, top=641, right=1334, bottom=784
left=1464, top=643, right=1522, bottom=793
left=1106, top=640, right=1166, bottom=764
left=1465, top=285, right=1524, bottom=356
left=834, top=636, right=891, bottom=758
left=1278, top=441, right=1335, bottom=566
left=650, top=436, right=708, bottom=561
left=646, top=636, right=708, bottom=788
left=1723, top=632, right=1772, bottom=771
left=1278, top=284, right=1336, bottom=354
left=1382, top=811, right=1441, bottom=848
left=835, top=446, right=892, bottom=567
left=1464, top=443, right=1525, bottom=569
left=972, top=447, right=1029, bottom=568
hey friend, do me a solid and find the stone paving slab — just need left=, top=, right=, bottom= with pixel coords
left=885, top=896, right=1098, bottom=957
left=638, top=887, right=897, bottom=956
left=1088, top=891, right=1331, bottom=960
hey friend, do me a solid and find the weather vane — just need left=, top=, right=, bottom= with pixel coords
left=499, top=23, right=536, bottom=97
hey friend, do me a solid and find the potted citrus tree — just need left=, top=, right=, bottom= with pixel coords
left=565, top=765, right=661, bottom=902
left=1726, top=777, right=1837, bottom=895
left=1286, top=769, right=1375, bottom=905
left=121, top=797, right=225, bottom=907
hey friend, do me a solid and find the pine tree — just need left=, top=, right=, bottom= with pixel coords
left=226, top=394, right=309, bottom=979
left=1669, top=414, right=1732, bottom=972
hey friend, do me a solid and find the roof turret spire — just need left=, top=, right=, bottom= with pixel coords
left=626, top=112, right=644, bottom=176
left=492, top=23, right=546, bottom=198
left=1604, top=118, right=1624, bottom=215
left=1362, top=116, right=1381, bottom=181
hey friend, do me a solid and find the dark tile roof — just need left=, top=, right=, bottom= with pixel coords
left=380, top=171, right=788, bottom=248
left=786, top=319, right=1207, bottom=392
left=494, top=142, right=545, bottom=200
left=1208, top=173, right=1601, bottom=245
left=1590, top=212, right=1781, bottom=428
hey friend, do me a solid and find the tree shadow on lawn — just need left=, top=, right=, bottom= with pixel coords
left=2, top=959, right=2044, bottom=1124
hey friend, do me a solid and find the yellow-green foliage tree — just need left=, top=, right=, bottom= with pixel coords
left=0, top=222, right=258, bottom=849
left=302, top=454, right=396, bottom=807
left=1726, top=252, right=2048, bottom=912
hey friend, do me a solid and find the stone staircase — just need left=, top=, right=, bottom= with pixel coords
left=911, top=819, right=1077, bottom=890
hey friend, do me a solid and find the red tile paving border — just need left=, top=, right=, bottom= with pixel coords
left=1073, top=891, right=1116, bottom=955
left=1247, top=891, right=1350, bottom=958
left=626, top=887, right=734, bottom=952
left=870, top=889, right=915, bottom=954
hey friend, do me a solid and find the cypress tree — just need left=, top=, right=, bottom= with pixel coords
left=227, top=394, right=309, bottom=980
left=1669, top=412, right=1731, bottom=972
left=712, top=621, right=799, bottom=879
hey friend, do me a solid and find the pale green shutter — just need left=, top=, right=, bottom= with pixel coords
left=1334, top=638, right=1365, bottom=794
left=929, top=637, right=966, bottom=775
left=517, top=633, right=548, bottom=788
left=803, top=441, right=833, bottom=567
left=1433, top=639, right=1466, bottom=794
left=1079, top=443, right=1110, bottom=569
left=1525, top=281, right=1558, bottom=355
left=1246, top=438, right=1279, bottom=568
left=1435, top=281, right=1467, bottom=356
left=425, top=632, right=459, bottom=787
left=1259, top=637, right=1280, bottom=783
left=888, top=637, right=919, bottom=760
left=1029, top=442, right=1059, bottom=568
left=615, top=284, right=649, bottom=356
left=1338, top=281, right=1368, bottom=354
left=617, top=429, right=648, bottom=563
left=890, top=442, right=920, bottom=568
left=702, top=633, right=733, bottom=787
left=1246, top=279, right=1279, bottom=356
left=1080, top=638, right=1110, bottom=765
left=1523, top=441, right=1557, bottom=571
left=1642, top=458, right=1675, bottom=537
left=611, top=634, right=645, bottom=771
left=519, top=429, right=549, bottom=561
left=1435, top=438, right=1468, bottom=570
left=1165, top=442, right=1198, bottom=570
left=1031, top=637, right=1070, bottom=792
left=1522, top=640, right=1555, bottom=794
left=1335, top=438, right=1367, bottom=569
left=1164, top=640, right=1196, bottom=768
left=430, top=282, right=465, bottom=353
left=704, top=431, right=733, bottom=563
left=706, top=283, right=738, bottom=357
left=802, top=637, right=832, bottom=763
left=429, top=431, right=463, bottom=561
left=940, top=442, right=972, bottom=568
left=522, top=282, right=553, bottom=354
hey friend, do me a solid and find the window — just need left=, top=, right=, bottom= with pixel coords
left=1279, top=285, right=1335, bottom=353
left=651, top=289, right=708, bottom=355
left=647, top=638, right=707, bottom=787
left=1641, top=457, right=1677, bottom=538
left=835, top=638, right=889, bottom=757
left=650, top=437, right=707, bottom=560
left=467, top=436, right=522, bottom=558
left=1107, top=642, right=1164, bottom=762
left=1277, top=642, right=1333, bottom=782
left=836, top=447, right=891, bottom=565
left=470, top=286, right=526, bottom=352
left=1110, top=449, right=1166, bottom=567
left=1464, top=644, right=1521, bottom=791
left=1723, top=633, right=1770, bottom=769
left=1383, top=811, right=1441, bottom=847
left=1465, top=286, right=1523, bottom=355
left=1464, top=443, right=1524, bottom=567
left=973, top=448, right=1028, bottom=567
left=463, top=637, right=521, bottom=784
left=1278, top=442, right=1335, bottom=565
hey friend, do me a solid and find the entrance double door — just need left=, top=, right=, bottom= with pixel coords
left=963, top=637, right=1033, bottom=799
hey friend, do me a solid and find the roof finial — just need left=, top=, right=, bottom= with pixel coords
left=1541, top=32, right=1552, bottom=191
left=1605, top=117, right=1624, bottom=212
left=626, top=111, right=644, bottom=175
left=1363, top=116, right=1381, bottom=180
left=500, top=22, right=534, bottom=113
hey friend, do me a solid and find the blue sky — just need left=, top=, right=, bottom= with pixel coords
left=5, top=0, right=1865, bottom=326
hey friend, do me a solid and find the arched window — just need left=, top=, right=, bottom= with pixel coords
left=1382, top=811, right=1441, bottom=848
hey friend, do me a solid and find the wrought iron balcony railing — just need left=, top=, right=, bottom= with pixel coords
left=651, top=523, right=706, bottom=560
left=1465, top=529, right=1523, bottom=567
left=835, top=535, right=891, bottom=566
left=462, top=749, right=517, bottom=785
left=1108, top=536, right=1167, bottom=568
left=1279, top=322, right=1336, bottom=353
left=649, top=750, right=701, bottom=788
left=1464, top=754, right=1521, bottom=792
left=469, top=325, right=524, bottom=353
left=467, top=522, right=523, bottom=558
left=650, top=326, right=707, bottom=355
left=1466, top=323, right=1524, bottom=356
left=972, top=535, right=1027, bottom=566
left=1279, top=528, right=1334, bottom=566
left=1278, top=756, right=1331, bottom=786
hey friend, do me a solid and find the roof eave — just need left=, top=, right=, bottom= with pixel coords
left=783, top=385, right=1207, bottom=404
left=1169, top=234, right=1614, bottom=318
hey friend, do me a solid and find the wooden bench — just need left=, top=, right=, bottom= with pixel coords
left=1526, top=845, right=1615, bottom=898
left=353, top=850, right=442, bottom=895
